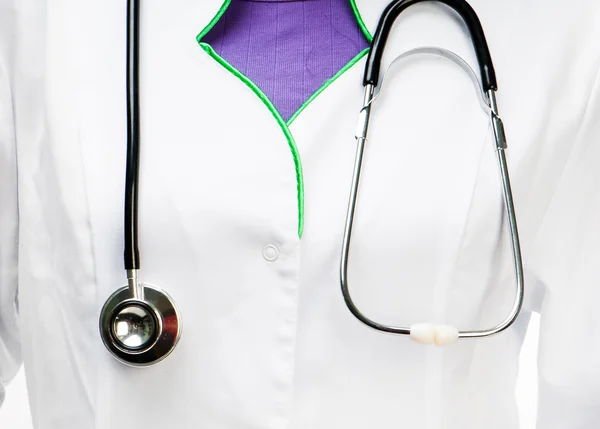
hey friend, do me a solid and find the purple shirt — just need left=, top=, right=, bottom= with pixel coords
left=200, top=0, right=369, bottom=121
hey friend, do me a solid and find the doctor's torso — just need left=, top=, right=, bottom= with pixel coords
left=3, top=1, right=600, bottom=428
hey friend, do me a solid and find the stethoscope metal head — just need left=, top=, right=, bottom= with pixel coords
left=99, top=277, right=181, bottom=367
left=98, top=0, right=182, bottom=366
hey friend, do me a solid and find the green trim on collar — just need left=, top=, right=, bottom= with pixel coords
left=286, top=47, right=370, bottom=125
left=197, top=0, right=232, bottom=42
left=350, top=0, right=373, bottom=42
left=195, top=0, right=374, bottom=238
left=197, top=41, right=305, bottom=238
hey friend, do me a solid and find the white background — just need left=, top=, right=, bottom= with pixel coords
left=0, top=314, right=540, bottom=429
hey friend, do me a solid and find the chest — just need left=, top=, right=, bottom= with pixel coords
left=29, top=0, right=597, bottom=260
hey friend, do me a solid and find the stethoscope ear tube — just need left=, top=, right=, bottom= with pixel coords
left=342, top=84, right=524, bottom=344
left=363, top=0, right=497, bottom=91
left=344, top=2, right=524, bottom=345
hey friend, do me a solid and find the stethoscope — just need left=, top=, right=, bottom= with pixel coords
left=99, top=0, right=524, bottom=366
left=99, top=0, right=181, bottom=367
left=341, top=0, right=524, bottom=346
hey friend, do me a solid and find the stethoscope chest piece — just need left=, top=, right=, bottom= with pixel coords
left=99, top=284, right=181, bottom=367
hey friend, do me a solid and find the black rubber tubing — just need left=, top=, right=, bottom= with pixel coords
left=363, top=0, right=497, bottom=91
left=124, top=0, right=141, bottom=270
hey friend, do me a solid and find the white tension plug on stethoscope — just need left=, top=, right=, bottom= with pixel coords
left=99, top=0, right=524, bottom=366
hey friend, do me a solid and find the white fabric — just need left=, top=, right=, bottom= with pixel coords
left=1, top=1, right=600, bottom=428
left=0, top=10, right=20, bottom=408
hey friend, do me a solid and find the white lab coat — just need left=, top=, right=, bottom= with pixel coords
left=1, top=1, right=600, bottom=428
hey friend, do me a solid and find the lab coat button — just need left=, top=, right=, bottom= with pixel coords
left=262, top=245, right=279, bottom=262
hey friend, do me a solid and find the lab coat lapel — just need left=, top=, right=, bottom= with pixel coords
left=353, top=0, right=388, bottom=35
left=68, top=1, right=301, bottom=427
left=71, top=0, right=299, bottom=294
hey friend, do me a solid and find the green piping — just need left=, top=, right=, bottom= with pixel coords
left=350, top=0, right=373, bottom=42
left=287, top=48, right=370, bottom=125
left=196, top=0, right=374, bottom=237
left=197, top=0, right=232, bottom=42
left=198, top=42, right=305, bottom=238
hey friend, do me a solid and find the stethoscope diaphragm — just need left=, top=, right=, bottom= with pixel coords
left=99, top=284, right=181, bottom=367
